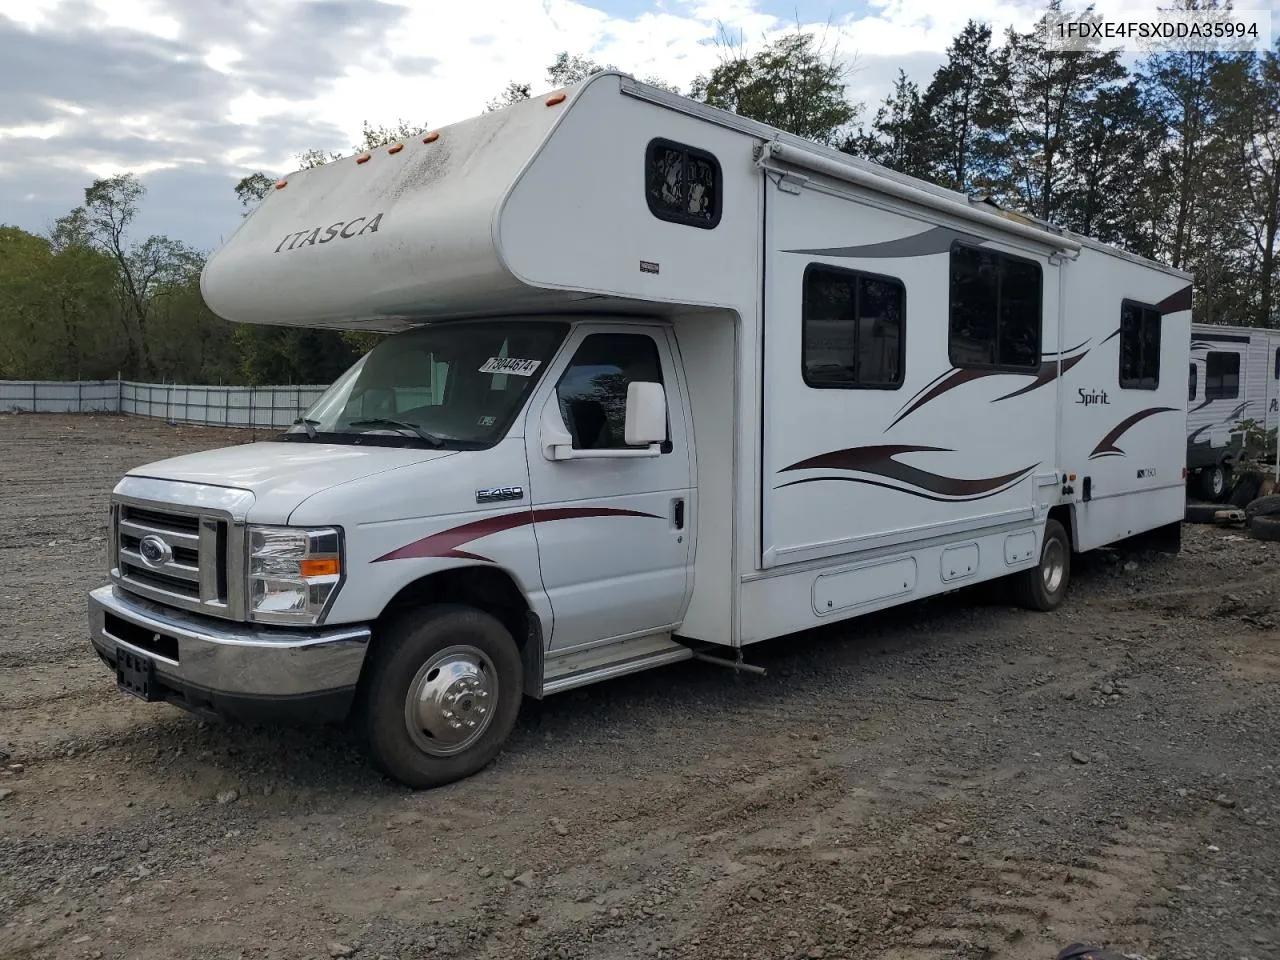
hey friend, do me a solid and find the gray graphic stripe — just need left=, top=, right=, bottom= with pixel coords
left=783, top=226, right=987, bottom=260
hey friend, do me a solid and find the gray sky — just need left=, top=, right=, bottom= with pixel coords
left=0, top=0, right=1067, bottom=253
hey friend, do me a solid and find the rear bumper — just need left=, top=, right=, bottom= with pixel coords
left=88, top=584, right=370, bottom=724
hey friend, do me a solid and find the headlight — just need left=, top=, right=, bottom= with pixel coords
left=247, top=526, right=343, bottom=625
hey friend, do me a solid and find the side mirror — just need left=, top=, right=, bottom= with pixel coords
left=539, top=382, right=667, bottom=461
left=624, top=381, right=667, bottom=446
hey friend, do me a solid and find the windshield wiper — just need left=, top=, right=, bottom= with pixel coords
left=292, top=417, right=320, bottom=440
left=348, top=418, right=445, bottom=447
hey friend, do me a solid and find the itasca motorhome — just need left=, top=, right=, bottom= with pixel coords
left=87, top=73, right=1193, bottom=788
left=1188, top=322, right=1280, bottom=500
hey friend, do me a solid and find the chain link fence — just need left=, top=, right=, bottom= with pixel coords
left=0, top=379, right=329, bottom=429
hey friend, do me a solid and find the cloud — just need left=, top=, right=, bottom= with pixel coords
left=0, top=0, right=1059, bottom=251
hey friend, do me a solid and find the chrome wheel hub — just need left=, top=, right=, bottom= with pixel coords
left=1042, top=537, right=1066, bottom=594
left=404, top=645, right=497, bottom=757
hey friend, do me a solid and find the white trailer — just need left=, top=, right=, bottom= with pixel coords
left=1187, top=322, right=1280, bottom=500
left=87, top=73, right=1193, bottom=788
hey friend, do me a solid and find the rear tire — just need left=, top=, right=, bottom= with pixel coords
left=1197, top=463, right=1229, bottom=502
left=1012, top=519, right=1070, bottom=612
left=358, top=604, right=523, bottom=789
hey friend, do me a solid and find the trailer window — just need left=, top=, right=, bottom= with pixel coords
left=1205, top=352, right=1240, bottom=400
left=1274, top=347, right=1279, bottom=379
left=1188, top=363, right=1197, bottom=401
left=947, top=244, right=1041, bottom=370
left=801, top=265, right=905, bottom=389
left=1119, top=300, right=1161, bottom=389
left=556, top=333, right=667, bottom=451
left=644, top=138, right=721, bottom=229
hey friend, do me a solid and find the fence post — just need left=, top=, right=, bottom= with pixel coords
left=116, top=374, right=122, bottom=414
left=77, top=380, right=82, bottom=413
left=32, top=381, right=37, bottom=412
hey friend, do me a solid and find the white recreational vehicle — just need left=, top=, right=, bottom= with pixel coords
left=1187, top=322, right=1280, bottom=500
left=87, top=73, right=1193, bottom=788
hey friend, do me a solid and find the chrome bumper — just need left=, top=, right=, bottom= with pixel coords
left=88, top=584, right=370, bottom=723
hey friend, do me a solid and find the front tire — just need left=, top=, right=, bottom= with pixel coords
left=358, top=604, right=523, bottom=789
left=1012, top=519, right=1070, bottom=612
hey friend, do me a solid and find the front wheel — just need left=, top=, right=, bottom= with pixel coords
left=358, top=604, right=523, bottom=789
left=1012, top=519, right=1070, bottom=612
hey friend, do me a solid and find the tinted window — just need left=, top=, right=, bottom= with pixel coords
left=1188, top=362, right=1197, bottom=401
left=556, top=333, right=666, bottom=450
left=1119, top=301, right=1161, bottom=389
left=645, top=139, right=721, bottom=229
left=948, top=244, right=1042, bottom=370
left=1206, top=351, right=1240, bottom=400
left=802, top=266, right=905, bottom=389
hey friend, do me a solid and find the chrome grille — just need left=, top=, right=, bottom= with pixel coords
left=109, top=479, right=252, bottom=621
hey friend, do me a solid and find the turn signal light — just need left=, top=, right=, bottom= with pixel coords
left=300, top=557, right=341, bottom=578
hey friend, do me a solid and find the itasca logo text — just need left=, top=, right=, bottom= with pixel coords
left=273, top=213, right=384, bottom=253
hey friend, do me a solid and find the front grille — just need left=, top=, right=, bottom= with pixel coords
left=113, top=502, right=238, bottom=618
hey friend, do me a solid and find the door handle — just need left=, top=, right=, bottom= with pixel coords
left=672, top=498, right=685, bottom=530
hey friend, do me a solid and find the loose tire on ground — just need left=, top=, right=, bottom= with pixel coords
left=1012, top=519, right=1070, bottom=612
left=1185, top=502, right=1225, bottom=524
left=1245, top=494, right=1280, bottom=526
left=1249, top=515, right=1280, bottom=542
left=357, top=603, right=523, bottom=789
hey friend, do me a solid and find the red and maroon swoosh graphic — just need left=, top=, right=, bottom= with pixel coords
left=1088, top=407, right=1180, bottom=460
left=887, top=341, right=1091, bottom=430
left=374, top=507, right=661, bottom=563
left=778, top=444, right=1038, bottom=501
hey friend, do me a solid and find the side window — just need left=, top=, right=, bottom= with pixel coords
left=1188, top=362, right=1197, bottom=401
left=1205, top=351, right=1240, bottom=400
left=948, top=244, right=1042, bottom=370
left=802, top=265, right=905, bottom=389
left=645, top=138, right=721, bottom=229
left=556, top=333, right=666, bottom=450
left=1118, top=300, right=1161, bottom=390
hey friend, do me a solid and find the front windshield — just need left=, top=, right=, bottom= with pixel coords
left=287, top=321, right=568, bottom=448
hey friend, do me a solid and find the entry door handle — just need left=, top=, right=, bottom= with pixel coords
left=672, top=498, right=685, bottom=530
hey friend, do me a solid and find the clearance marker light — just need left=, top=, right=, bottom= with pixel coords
left=422, top=131, right=439, bottom=144
left=356, top=153, right=371, bottom=164
left=546, top=92, right=566, bottom=106
left=388, top=143, right=404, bottom=154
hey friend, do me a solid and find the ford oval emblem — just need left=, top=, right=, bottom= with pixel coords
left=138, top=535, right=173, bottom=569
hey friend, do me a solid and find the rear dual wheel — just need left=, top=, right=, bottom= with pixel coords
left=1012, top=519, right=1070, bottom=612
left=358, top=604, right=523, bottom=789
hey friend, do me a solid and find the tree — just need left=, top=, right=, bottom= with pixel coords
left=1000, top=2, right=1127, bottom=222
left=53, top=174, right=202, bottom=377
left=689, top=29, right=859, bottom=145
left=848, top=69, right=936, bottom=178
left=918, top=20, right=1007, bottom=193
left=1215, top=47, right=1280, bottom=326
left=1058, top=79, right=1165, bottom=253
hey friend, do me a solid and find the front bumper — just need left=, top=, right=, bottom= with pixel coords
left=88, top=584, right=371, bottom=724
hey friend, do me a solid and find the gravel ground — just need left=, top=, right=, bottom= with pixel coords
left=1, top=412, right=1278, bottom=960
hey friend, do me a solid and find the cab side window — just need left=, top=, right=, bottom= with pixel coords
left=556, top=333, right=666, bottom=450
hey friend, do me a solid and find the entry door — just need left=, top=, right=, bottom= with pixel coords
left=523, top=324, right=694, bottom=651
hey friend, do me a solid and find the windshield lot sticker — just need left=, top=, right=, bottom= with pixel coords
left=479, top=357, right=541, bottom=376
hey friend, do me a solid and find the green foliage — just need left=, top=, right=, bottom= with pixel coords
left=689, top=30, right=859, bottom=145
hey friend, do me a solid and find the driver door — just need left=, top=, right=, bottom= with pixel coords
left=524, top=324, right=694, bottom=652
